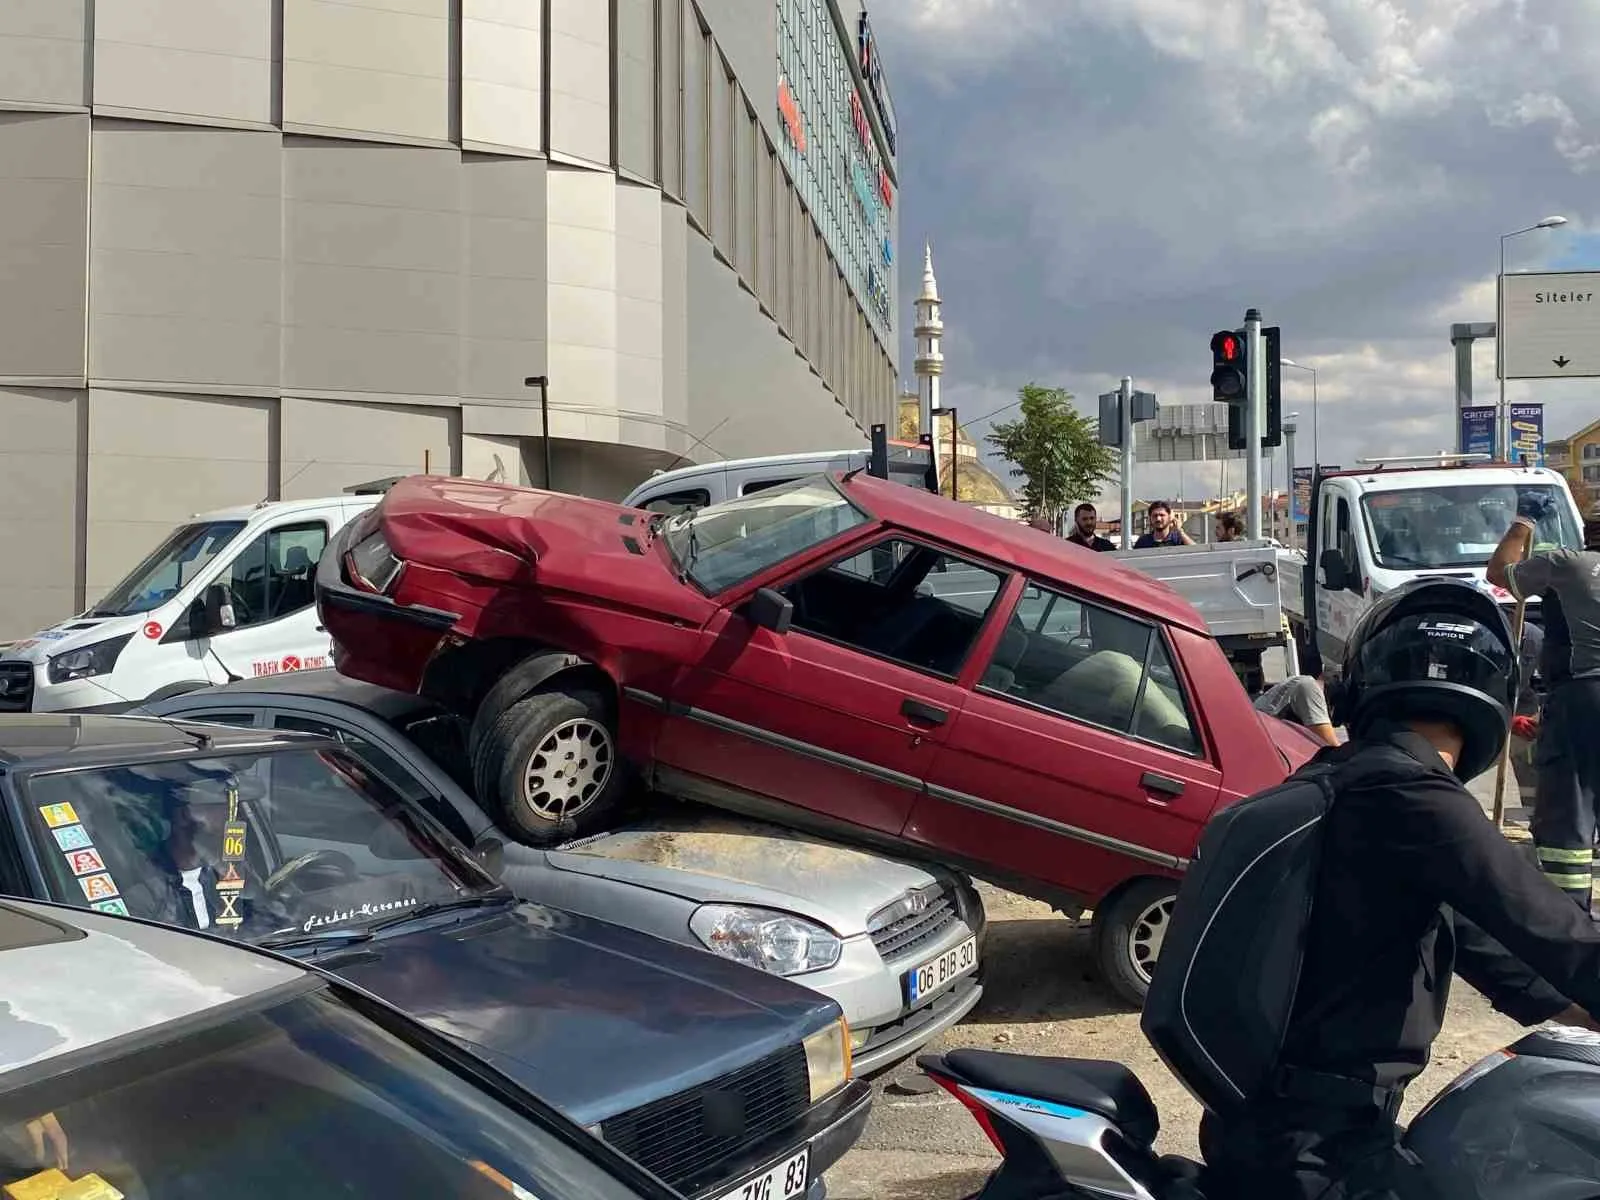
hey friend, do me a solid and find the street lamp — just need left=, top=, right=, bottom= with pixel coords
left=1281, top=358, right=1319, bottom=473
left=1499, top=216, right=1568, bottom=457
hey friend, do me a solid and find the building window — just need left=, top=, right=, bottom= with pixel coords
left=658, top=0, right=684, bottom=199
left=1585, top=443, right=1600, bottom=460
left=684, top=17, right=710, bottom=225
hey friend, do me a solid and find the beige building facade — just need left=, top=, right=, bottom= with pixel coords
left=0, top=0, right=900, bottom=636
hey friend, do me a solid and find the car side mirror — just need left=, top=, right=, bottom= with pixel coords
left=1319, top=548, right=1349, bottom=592
left=203, top=583, right=237, bottom=633
left=745, top=587, right=794, bottom=635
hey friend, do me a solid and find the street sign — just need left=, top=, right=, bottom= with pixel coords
left=1509, top=403, right=1546, bottom=466
left=1459, top=406, right=1496, bottom=458
left=1499, top=271, right=1600, bottom=379
left=1099, top=390, right=1158, bottom=447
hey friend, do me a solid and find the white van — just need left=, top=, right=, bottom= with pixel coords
left=1300, top=460, right=1583, bottom=668
left=0, top=494, right=379, bottom=713
left=622, top=445, right=936, bottom=514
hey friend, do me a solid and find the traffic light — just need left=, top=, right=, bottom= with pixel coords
left=1263, top=326, right=1282, bottom=448
left=1210, top=329, right=1247, bottom=404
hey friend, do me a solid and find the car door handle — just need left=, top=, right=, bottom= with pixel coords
left=901, top=697, right=949, bottom=727
left=1140, top=772, right=1185, bottom=798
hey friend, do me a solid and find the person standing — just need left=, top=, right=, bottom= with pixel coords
left=1065, top=502, right=1114, bottom=552
left=1214, top=511, right=1244, bottom=543
left=1134, top=501, right=1194, bottom=548
left=1487, top=496, right=1600, bottom=910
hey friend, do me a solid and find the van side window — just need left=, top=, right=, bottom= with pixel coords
left=215, top=522, right=328, bottom=630
left=1334, top=497, right=1353, bottom=564
left=741, top=476, right=801, bottom=496
left=642, top=489, right=710, bottom=516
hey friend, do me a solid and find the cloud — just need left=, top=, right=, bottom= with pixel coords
left=872, top=0, right=1600, bottom=510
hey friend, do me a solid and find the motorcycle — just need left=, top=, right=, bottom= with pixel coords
left=920, top=1022, right=1600, bottom=1198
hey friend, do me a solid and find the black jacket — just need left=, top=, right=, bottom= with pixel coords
left=1283, top=725, right=1600, bottom=1092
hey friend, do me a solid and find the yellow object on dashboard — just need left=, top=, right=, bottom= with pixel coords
left=4, top=1171, right=123, bottom=1200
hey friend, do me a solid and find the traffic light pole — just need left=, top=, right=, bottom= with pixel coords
left=1244, top=308, right=1265, bottom=540
left=1119, top=376, right=1134, bottom=548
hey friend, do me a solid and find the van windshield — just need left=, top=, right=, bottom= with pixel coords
left=1361, top=483, right=1580, bottom=570
left=90, top=521, right=245, bottom=617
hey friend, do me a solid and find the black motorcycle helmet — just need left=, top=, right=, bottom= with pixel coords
left=1331, top=577, right=1517, bottom=781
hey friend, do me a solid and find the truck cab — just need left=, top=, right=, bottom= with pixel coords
left=0, top=495, right=378, bottom=713
left=1301, top=459, right=1583, bottom=671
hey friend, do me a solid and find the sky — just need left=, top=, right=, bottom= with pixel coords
left=869, top=0, right=1600, bottom=512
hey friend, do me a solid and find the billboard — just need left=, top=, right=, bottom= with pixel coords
left=1508, top=403, right=1546, bottom=467
left=1458, top=405, right=1497, bottom=458
left=1499, top=271, right=1600, bottom=380
left=1292, top=467, right=1313, bottom=523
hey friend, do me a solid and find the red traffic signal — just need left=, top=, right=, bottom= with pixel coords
left=1210, top=329, right=1247, bottom=402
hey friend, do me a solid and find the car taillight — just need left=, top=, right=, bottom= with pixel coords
left=346, top=530, right=405, bottom=594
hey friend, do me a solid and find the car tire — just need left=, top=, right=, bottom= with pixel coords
left=474, top=688, right=627, bottom=846
left=1092, top=878, right=1178, bottom=1008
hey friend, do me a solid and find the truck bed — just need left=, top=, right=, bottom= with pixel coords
left=1109, top=541, right=1300, bottom=644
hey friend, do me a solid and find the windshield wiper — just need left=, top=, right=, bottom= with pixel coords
left=360, top=892, right=514, bottom=935
left=259, top=927, right=375, bottom=952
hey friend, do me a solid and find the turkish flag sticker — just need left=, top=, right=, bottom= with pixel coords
left=143, top=621, right=163, bottom=639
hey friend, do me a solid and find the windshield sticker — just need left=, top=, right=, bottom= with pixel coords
left=302, top=896, right=419, bottom=933
left=34, top=630, right=69, bottom=641
left=50, top=824, right=93, bottom=852
left=91, top=898, right=130, bottom=916
left=142, top=620, right=163, bottom=639
left=78, top=873, right=120, bottom=903
left=251, top=653, right=329, bottom=678
left=64, top=848, right=107, bottom=877
left=38, top=803, right=80, bottom=829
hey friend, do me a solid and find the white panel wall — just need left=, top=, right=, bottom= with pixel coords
left=93, top=0, right=276, bottom=125
left=548, top=0, right=610, bottom=165
left=279, top=397, right=459, bottom=500
left=461, top=433, right=531, bottom=485
left=0, top=0, right=88, bottom=109
left=546, top=167, right=618, bottom=429
left=283, top=0, right=450, bottom=142
left=0, top=387, right=81, bottom=636
left=462, top=0, right=541, bottom=154
left=615, top=182, right=665, bottom=452
left=85, top=390, right=273, bottom=597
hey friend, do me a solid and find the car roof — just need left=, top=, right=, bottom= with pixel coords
left=838, top=473, right=1209, bottom=633
left=1328, top=464, right=1569, bottom=493
left=0, top=898, right=308, bottom=1074
left=162, top=669, right=439, bottom=722
left=0, top=714, right=321, bottom=768
left=190, top=494, right=378, bottom=523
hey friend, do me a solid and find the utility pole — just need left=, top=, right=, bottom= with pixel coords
left=1119, top=376, right=1134, bottom=548
left=1284, top=414, right=1298, bottom=551
left=525, top=376, right=552, bottom=489
left=1244, top=308, right=1265, bottom=539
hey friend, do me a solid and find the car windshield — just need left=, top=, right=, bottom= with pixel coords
left=89, top=520, right=245, bottom=617
left=1362, top=483, right=1581, bottom=570
left=662, top=474, right=870, bottom=593
left=19, top=747, right=500, bottom=945
left=0, top=987, right=655, bottom=1200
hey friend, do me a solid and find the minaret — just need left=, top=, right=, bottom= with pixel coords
left=913, top=243, right=944, bottom=432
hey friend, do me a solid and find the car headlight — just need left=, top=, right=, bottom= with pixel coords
left=47, top=635, right=133, bottom=684
left=803, top=1017, right=853, bottom=1103
left=689, top=904, right=842, bottom=976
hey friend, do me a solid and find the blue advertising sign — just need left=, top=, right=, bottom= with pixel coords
left=1458, top=406, right=1497, bottom=458
left=1292, top=467, right=1313, bottom=523
left=1508, top=403, right=1545, bottom=466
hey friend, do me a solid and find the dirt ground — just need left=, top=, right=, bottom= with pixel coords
left=826, top=884, right=1526, bottom=1200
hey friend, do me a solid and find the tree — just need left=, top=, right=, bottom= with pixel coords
left=985, top=383, right=1118, bottom=529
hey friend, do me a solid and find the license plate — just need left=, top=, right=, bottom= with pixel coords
left=716, top=1148, right=808, bottom=1200
left=906, top=935, right=978, bottom=1003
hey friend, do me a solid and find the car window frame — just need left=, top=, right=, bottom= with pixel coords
left=213, top=519, right=331, bottom=632
left=975, top=576, right=1210, bottom=761
left=773, top=532, right=1011, bottom=683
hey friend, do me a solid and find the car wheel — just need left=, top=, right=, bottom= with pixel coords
left=1093, top=879, right=1178, bottom=1007
left=474, top=688, right=627, bottom=846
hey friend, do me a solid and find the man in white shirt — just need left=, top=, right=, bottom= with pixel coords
left=1254, top=667, right=1341, bottom=747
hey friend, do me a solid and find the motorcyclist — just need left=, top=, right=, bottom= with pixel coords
left=1198, top=577, right=1600, bottom=1200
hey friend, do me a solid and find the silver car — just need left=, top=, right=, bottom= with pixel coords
left=0, top=898, right=684, bottom=1200
left=145, top=670, right=988, bottom=1073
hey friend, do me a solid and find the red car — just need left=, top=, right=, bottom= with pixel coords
left=316, top=472, right=1319, bottom=1002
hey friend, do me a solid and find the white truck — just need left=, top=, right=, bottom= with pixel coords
left=0, top=492, right=380, bottom=713
left=1295, top=456, right=1585, bottom=675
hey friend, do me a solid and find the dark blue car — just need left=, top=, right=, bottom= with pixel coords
left=0, top=715, right=870, bottom=1200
